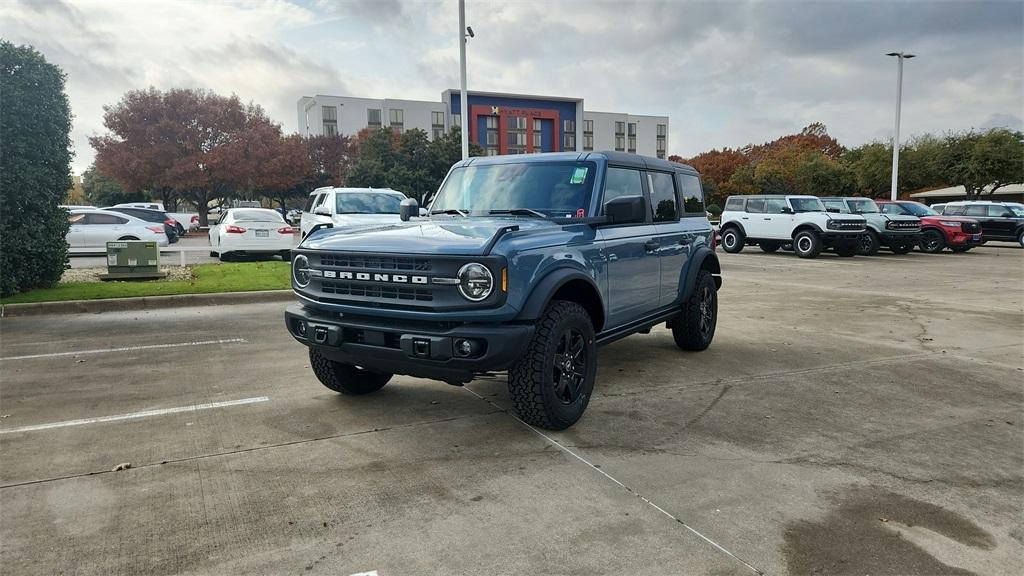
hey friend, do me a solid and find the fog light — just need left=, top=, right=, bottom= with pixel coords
left=296, top=321, right=307, bottom=337
left=454, top=339, right=472, bottom=357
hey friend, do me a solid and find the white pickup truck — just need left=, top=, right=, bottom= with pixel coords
left=111, top=202, right=199, bottom=235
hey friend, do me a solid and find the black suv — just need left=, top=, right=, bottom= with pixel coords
left=941, top=202, right=1024, bottom=247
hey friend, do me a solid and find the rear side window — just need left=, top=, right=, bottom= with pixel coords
left=746, top=199, right=766, bottom=214
left=724, top=197, right=745, bottom=212
left=647, top=172, right=677, bottom=222
left=963, top=205, right=986, bottom=217
left=85, top=213, right=128, bottom=225
left=602, top=167, right=644, bottom=208
left=678, top=174, right=705, bottom=214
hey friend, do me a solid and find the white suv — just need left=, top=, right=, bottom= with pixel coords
left=719, top=195, right=867, bottom=258
left=299, top=187, right=408, bottom=238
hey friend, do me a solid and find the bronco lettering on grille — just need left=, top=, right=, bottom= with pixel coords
left=330, top=271, right=429, bottom=284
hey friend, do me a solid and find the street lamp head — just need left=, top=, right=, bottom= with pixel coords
left=466, top=26, right=474, bottom=38
left=904, top=54, right=916, bottom=59
left=887, top=52, right=917, bottom=59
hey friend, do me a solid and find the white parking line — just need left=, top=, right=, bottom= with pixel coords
left=1, top=338, right=247, bottom=361
left=0, top=397, right=270, bottom=435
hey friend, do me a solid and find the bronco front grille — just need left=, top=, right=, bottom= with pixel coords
left=319, top=254, right=432, bottom=271
left=832, top=221, right=865, bottom=230
left=887, top=220, right=921, bottom=230
left=321, top=281, right=434, bottom=302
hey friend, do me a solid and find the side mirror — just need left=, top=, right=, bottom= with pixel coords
left=399, top=198, right=419, bottom=222
left=603, top=195, right=645, bottom=225
left=1002, top=211, right=1014, bottom=218
left=419, top=207, right=428, bottom=216
left=313, top=205, right=331, bottom=216
left=781, top=206, right=794, bottom=214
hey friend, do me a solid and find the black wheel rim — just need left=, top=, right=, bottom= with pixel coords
left=923, top=231, right=941, bottom=251
left=861, top=234, right=873, bottom=251
left=552, top=329, right=587, bottom=405
left=699, top=286, right=714, bottom=337
left=797, top=236, right=812, bottom=253
left=724, top=232, right=735, bottom=249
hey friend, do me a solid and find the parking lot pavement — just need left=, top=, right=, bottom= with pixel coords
left=2, top=244, right=1022, bottom=575
left=66, top=234, right=299, bottom=268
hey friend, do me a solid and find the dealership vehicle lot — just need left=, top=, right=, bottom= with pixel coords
left=1, top=246, right=1021, bottom=575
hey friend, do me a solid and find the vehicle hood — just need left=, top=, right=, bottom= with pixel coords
left=822, top=213, right=865, bottom=222
left=860, top=213, right=917, bottom=223
left=300, top=217, right=563, bottom=255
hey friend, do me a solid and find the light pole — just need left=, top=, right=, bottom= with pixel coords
left=459, top=0, right=471, bottom=160
left=887, top=51, right=915, bottom=201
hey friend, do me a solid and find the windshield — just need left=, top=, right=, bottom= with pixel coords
left=1008, top=206, right=1024, bottom=217
left=789, top=197, right=825, bottom=212
left=430, top=162, right=597, bottom=217
left=848, top=199, right=879, bottom=213
left=901, top=202, right=937, bottom=216
left=336, top=193, right=402, bottom=214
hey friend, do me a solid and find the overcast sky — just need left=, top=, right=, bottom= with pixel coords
left=5, top=0, right=1022, bottom=174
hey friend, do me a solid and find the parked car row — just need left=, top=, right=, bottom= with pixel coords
left=716, top=195, right=1002, bottom=258
left=65, top=209, right=170, bottom=253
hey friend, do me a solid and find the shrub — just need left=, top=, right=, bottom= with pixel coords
left=1, top=42, right=72, bottom=297
left=706, top=203, right=722, bottom=216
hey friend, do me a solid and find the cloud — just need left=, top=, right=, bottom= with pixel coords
left=2, top=0, right=1021, bottom=173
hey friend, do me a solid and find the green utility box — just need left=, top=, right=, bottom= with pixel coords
left=101, top=241, right=166, bottom=280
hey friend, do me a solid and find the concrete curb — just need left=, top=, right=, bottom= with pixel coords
left=1, top=290, right=294, bottom=318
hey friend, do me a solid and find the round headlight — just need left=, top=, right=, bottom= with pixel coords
left=457, top=263, right=493, bottom=301
left=293, top=254, right=311, bottom=288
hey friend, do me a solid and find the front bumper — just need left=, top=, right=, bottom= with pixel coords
left=948, top=231, right=983, bottom=246
left=879, top=230, right=920, bottom=245
left=820, top=231, right=864, bottom=244
left=284, top=304, right=534, bottom=383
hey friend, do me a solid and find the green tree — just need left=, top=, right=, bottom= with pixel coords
left=81, top=164, right=144, bottom=206
left=1, top=42, right=73, bottom=296
left=940, top=128, right=1024, bottom=199
left=846, top=142, right=891, bottom=198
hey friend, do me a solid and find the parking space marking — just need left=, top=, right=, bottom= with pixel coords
left=0, top=396, right=269, bottom=435
left=1, top=338, right=247, bottom=361
left=463, top=387, right=765, bottom=575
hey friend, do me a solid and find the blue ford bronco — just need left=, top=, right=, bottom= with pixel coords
left=285, top=152, right=722, bottom=429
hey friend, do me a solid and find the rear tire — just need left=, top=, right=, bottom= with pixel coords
left=721, top=227, right=744, bottom=253
left=508, top=301, right=597, bottom=430
left=834, top=243, right=858, bottom=257
left=309, top=349, right=392, bottom=395
left=918, top=229, right=945, bottom=253
left=859, top=230, right=881, bottom=255
left=672, top=270, right=718, bottom=351
left=890, top=241, right=914, bottom=255
left=759, top=241, right=781, bottom=253
left=793, top=230, right=822, bottom=259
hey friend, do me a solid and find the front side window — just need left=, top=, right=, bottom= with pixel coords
left=765, top=197, right=787, bottom=214
left=431, top=162, right=597, bottom=217
left=990, top=205, right=1021, bottom=217
left=337, top=193, right=403, bottom=215
left=602, top=167, right=644, bottom=209
left=647, top=172, right=677, bottom=222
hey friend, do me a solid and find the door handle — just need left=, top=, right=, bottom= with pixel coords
left=741, top=216, right=749, bottom=220
left=763, top=217, right=771, bottom=220
left=644, top=240, right=659, bottom=252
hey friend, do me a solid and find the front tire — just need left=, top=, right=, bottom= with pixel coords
left=859, top=230, right=881, bottom=255
left=672, top=270, right=718, bottom=351
left=508, top=301, right=597, bottom=430
left=309, top=349, right=392, bottom=395
left=793, top=230, right=823, bottom=258
left=721, top=227, right=745, bottom=253
left=918, top=229, right=945, bottom=253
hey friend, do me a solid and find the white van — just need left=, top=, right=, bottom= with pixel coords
left=299, top=187, right=408, bottom=237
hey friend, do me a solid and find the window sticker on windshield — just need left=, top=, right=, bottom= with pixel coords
left=570, top=166, right=588, bottom=184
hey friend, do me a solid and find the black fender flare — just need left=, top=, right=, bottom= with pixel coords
left=792, top=222, right=823, bottom=237
left=680, top=247, right=722, bottom=303
left=719, top=220, right=746, bottom=236
left=515, top=267, right=603, bottom=323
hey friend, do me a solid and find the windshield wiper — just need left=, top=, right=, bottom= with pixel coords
left=429, top=208, right=468, bottom=217
left=488, top=208, right=548, bottom=218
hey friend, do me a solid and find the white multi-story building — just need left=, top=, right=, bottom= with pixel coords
left=298, top=90, right=670, bottom=158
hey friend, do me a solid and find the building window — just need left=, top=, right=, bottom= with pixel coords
left=628, top=123, right=636, bottom=136
left=656, top=137, right=666, bottom=152
left=368, top=108, right=381, bottom=127
left=533, top=131, right=542, bottom=150
left=615, top=136, right=625, bottom=151
left=389, top=109, right=404, bottom=125
left=452, top=114, right=461, bottom=127
left=486, top=148, right=499, bottom=156
left=583, top=119, right=593, bottom=133
left=615, top=121, right=625, bottom=135
left=628, top=137, right=636, bottom=153
left=322, top=106, right=338, bottom=136
left=563, top=133, right=576, bottom=151
left=533, top=119, right=542, bottom=131
left=583, top=134, right=594, bottom=150
left=563, top=119, right=575, bottom=133
left=486, top=131, right=498, bottom=146
left=431, top=111, right=445, bottom=140
left=657, top=124, right=666, bottom=137
left=508, top=132, right=526, bottom=146
left=509, top=116, right=526, bottom=130
left=486, top=116, right=498, bottom=129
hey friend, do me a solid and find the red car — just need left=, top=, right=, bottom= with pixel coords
left=876, top=200, right=982, bottom=253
